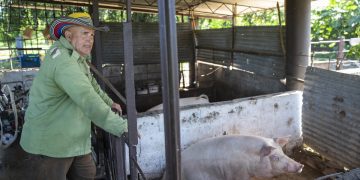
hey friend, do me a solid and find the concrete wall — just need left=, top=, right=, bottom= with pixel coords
left=197, top=63, right=287, bottom=100
left=136, top=91, right=303, bottom=178
left=0, top=69, right=38, bottom=90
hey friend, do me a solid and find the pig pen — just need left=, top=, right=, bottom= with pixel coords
left=134, top=90, right=305, bottom=179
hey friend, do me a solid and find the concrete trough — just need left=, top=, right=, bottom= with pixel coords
left=135, top=90, right=303, bottom=178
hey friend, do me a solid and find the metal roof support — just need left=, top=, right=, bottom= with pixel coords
left=158, top=0, right=181, bottom=179
left=123, top=0, right=139, bottom=180
left=230, top=3, right=237, bottom=69
left=206, top=0, right=266, bottom=10
left=285, top=0, right=311, bottom=90
left=90, top=0, right=104, bottom=88
left=189, top=10, right=197, bottom=87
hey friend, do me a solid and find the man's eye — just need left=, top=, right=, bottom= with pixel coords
left=83, top=32, right=94, bottom=37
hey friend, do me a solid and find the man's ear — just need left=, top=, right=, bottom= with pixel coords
left=64, top=30, right=72, bottom=40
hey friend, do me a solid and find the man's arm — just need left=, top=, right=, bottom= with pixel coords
left=54, top=58, right=127, bottom=136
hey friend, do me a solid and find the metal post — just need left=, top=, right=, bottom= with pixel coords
left=90, top=0, right=104, bottom=88
left=285, top=0, right=311, bottom=90
left=336, top=37, right=345, bottom=70
left=124, top=1, right=138, bottom=180
left=189, top=12, right=197, bottom=87
left=113, top=135, right=127, bottom=179
left=158, top=0, right=181, bottom=179
left=231, top=3, right=237, bottom=69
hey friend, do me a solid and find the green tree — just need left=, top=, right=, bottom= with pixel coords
left=311, top=0, right=360, bottom=59
left=198, top=18, right=232, bottom=29
left=238, top=8, right=284, bottom=26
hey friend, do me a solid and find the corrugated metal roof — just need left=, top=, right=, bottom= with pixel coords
left=303, top=67, right=360, bottom=169
left=181, top=0, right=284, bottom=18
left=46, top=0, right=284, bottom=19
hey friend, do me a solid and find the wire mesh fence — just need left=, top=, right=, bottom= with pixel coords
left=0, top=0, right=90, bottom=69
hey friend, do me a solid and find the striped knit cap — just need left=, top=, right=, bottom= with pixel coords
left=49, top=12, right=109, bottom=40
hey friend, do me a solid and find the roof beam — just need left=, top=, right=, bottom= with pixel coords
left=23, top=0, right=280, bottom=19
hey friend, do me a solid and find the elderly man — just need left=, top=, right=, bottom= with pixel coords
left=20, top=12, right=127, bottom=180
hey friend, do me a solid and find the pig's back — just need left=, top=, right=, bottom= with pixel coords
left=181, top=135, right=269, bottom=180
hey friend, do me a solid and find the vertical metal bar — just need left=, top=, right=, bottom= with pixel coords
left=285, top=0, right=311, bottom=90
left=126, top=0, right=131, bottom=22
left=124, top=1, right=138, bottom=180
left=189, top=12, right=196, bottom=87
left=90, top=0, right=104, bottom=88
left=231, top=3, right=237, bottom=68
left=158, top=0, right=181, bottom=179
left=114, top=136, right=127, bottom=179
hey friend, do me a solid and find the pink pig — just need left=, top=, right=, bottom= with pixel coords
left=181, top=135, right=304, bottom=180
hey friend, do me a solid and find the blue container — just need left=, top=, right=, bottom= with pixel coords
left=20, top=54, right=41, bottom=68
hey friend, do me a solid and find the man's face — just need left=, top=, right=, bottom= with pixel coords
left=64, top=26, right=95, bottom=57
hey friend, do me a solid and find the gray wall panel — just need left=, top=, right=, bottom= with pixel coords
left=234, top=26, right=284, bottom=55
left=196, top=26, right=286, bottom=96
left=196, top=28, right=233, bottom=49
left=100, top=22, right=193, bottom=64
left=197, top=63, right=286, bottom=100
left=233, top=53, right=285, bottom=78
left=195, top=26, right=285, bottom=79
left=303, top=67, right=360, bottom=169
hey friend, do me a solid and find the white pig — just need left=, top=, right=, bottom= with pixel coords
left=147, top=94, right=209, bottom=112
left=180, top=135, right=304, bottom=180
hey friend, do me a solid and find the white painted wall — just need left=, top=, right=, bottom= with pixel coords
left=136, top=91, right=303, bottom=178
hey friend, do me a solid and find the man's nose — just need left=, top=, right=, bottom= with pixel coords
left=85, top=36, right=94, bottom=42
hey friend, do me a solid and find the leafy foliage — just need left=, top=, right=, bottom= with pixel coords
left=198, top=18, right=232, bottom=29
left=239, top=8, right=285, bottom=26
left=311, top=0, right=360, bottom=40
left=1, top=0, right=360, bottom=62
left=311, top=0, right=360, bottom=59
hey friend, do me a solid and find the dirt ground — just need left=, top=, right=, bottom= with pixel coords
left=253, top=147, right=324, bottom=180
left=254, top=145, right=346, bottom=180
left=0, top=139, right=28, bottom=180
left=0, top=142, right=342, bottom=180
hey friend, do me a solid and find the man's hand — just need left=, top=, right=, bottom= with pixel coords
left=111, top=103, right=122, bottom=114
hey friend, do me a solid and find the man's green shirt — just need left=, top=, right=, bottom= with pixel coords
left=20, top=36, right=127, bottom=158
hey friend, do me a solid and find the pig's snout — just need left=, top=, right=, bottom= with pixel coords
left=287, top=163, right=304, bottom=173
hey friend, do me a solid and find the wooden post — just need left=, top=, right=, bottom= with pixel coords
left=336, top=37, right=345, bottom=70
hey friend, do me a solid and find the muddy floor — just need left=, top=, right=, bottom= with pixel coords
left=253, top=148, right=324, bottom=180
left=0, top=142, right=342, bottom=180
left=254, top=145, right=345, bottom=180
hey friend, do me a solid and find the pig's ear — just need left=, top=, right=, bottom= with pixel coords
left=260, top=145, right=276, bottom=157
left=273, top=136, right=290, bottom=147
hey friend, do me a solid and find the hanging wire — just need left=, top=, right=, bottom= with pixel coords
left=33, top=2, right=38, bottom=30
left=34, top=2, right=39, bottom=50
left=25, top=0, right=35, bottom=53
left=52, top=3, right=56, bottom=19
left=60, top=4, right=64, bottom=16
left=7, top=0, right=11, bottom=32
left=6, top=0, right=14, bottom=69
left=44, top=2, right=48, bottom=25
